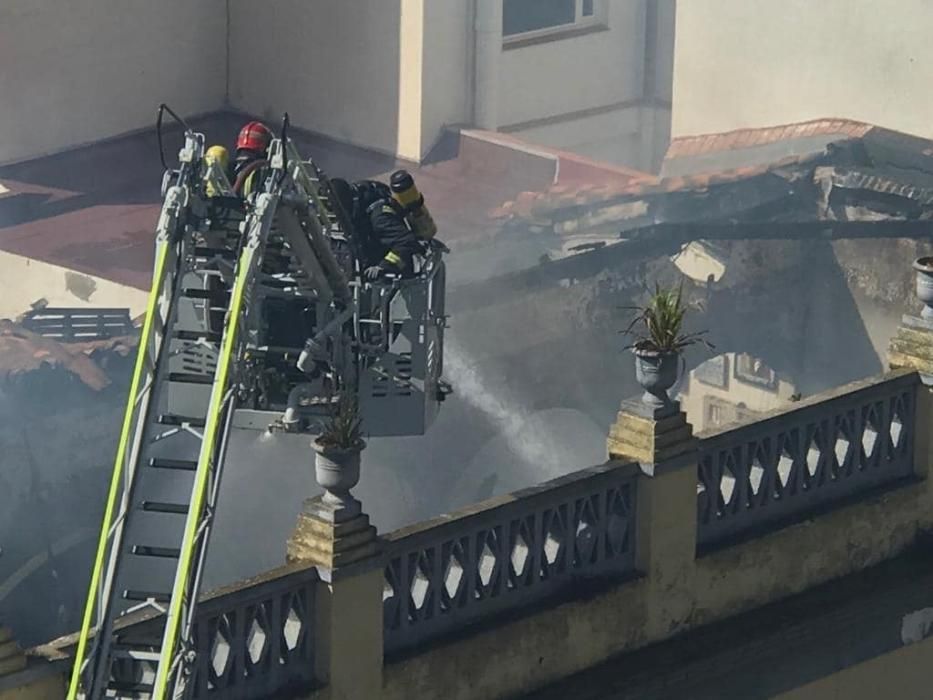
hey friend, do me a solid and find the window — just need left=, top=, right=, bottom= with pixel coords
left=706, top=402, right=723, bottom=426
left=503, top=0, right=604, bottom=39
left=734, top=353, right=778, bottom=391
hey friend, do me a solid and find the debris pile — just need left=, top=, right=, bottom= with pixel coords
left=0, top=317, right=137, bottom=391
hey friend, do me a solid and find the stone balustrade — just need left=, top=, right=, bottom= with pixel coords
left=382, top=460, right=640, bottom=656
left=17, top=567, right=320, bottom=700
left=697, top=370, right=919, bottom=549
left=183, top=566, right=318, bottom=699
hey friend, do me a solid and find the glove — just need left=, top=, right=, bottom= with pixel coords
left=363, top=265, right=383, bottom=281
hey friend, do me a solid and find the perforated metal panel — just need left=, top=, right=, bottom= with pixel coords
left=360, top=261, right=446, bottom=437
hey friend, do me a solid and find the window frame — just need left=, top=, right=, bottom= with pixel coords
left=704, top=396, right=727, bottom=428
left=733, top=353, right=778, bottom=392
left=502, top=0, right=608, bottom=46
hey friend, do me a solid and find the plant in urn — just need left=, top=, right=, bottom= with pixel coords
left=622, top=281, right=713, bottom=409
left=313, top=393, right=365, bottom=520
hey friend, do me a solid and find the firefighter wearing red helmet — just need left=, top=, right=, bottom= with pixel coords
left=233, top=121, right=273, bottom=198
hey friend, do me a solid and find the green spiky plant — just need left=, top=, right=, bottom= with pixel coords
left=317, top=392, right=364, bottom=449
left=621, top=282, right=714, bottom=354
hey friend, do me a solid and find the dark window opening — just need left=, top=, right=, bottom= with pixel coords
left=583, top=0, right=595, bottom=16
left=503, top=0, right=576, bottom=36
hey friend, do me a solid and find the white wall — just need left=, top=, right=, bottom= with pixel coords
left=0, top=251, right=149, bottom=320
left=494, top=0, right=674, bottom=171
left=0, top=0, right=226, bottom=164
left=420, top=1, right=473, bottom=154
left=497, top=0, right=644, bottom=127
left=673, top=0, right=933, bottom=138
left=228, top=0, right=405, bottom=157
left=513, top=107, right=642, bottom=164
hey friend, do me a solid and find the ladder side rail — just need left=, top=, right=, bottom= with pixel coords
left=70, top=126, right=208, bottom=699
left=152, top=192, right=279, bottom=700
left=86, top=241, right=185, bottom=699
left=87, top=229, right=193, bottom=698
left=282, top=142, right=351, bottom=301
left=67, top=191, right=186, bottom=700
left=170, top=388, right=236, bottom=698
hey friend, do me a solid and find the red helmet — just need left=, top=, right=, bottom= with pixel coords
left=236, top=121, right=273, bottom=154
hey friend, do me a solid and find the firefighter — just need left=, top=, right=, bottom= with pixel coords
left=203, top=145, right=231, bottom=197
left=232, top=121, right=273, bottom=198
left=330, top=178, right=421, bottom=281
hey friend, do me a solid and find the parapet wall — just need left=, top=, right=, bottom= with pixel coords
left=12, top=355, right=933, bottom=699
left=381, top=371, right=931, bottom=700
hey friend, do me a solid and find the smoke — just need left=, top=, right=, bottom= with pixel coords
left=443, top=342, right=571, bottom=475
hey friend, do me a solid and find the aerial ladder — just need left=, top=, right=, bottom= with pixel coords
left=67, top=108, right=449, bottom=699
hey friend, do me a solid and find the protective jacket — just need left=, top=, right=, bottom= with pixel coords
left=353, top=181, right=421, bottom=276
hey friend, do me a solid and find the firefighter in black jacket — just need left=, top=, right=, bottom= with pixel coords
left=330, top=178, right=421, bottom=280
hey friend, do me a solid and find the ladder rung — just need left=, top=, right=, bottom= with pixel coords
left=112, top=647, right=162, bottom=663
left=157, top=413, right=206, bottom=428
left=123, top=589, right=171, bottom=604
left=141, top=501, right=189, bottom=515
left=148, top=458, right=197, bottom=471
left=168, top=372, right=214, bottom=385
left=173, top=329, right=222, bottom=343
left=194, top=246, right=236, bottom=260
left=132, top=545, right=180, bottom=559
left=183, top=287, right=230, bottom=302
left=107, top=680, right=154, bottom=697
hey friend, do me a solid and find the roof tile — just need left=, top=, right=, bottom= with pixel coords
left=668, top=117, right=876, bottom=159
left=0, top=318, right=136, bottom=389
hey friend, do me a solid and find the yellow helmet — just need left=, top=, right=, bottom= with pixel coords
left=205, top=145, right=229, bottom=171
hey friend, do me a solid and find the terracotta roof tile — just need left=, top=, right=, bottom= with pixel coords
left=668, top=118, right=875, bottom=159
left=0, top=319, right=136, bottom=389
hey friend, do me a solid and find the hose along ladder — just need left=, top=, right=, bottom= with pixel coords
left=68, top=109, right=447, bottom=699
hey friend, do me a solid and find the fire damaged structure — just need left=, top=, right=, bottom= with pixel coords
left=492, top=118, right=933, bottom=262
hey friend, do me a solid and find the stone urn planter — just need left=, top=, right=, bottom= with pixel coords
left=633, top=348, right=680, bottom=408
left=914, top=257, right=933, bottom=320
left=313, top=438, right=365, bottom=520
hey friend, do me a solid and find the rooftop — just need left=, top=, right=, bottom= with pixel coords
left=0, top=112, right=644, bottom=294
left=0, top=112, right=398, bottom=291
left=489, top=117, right=933, bottom=249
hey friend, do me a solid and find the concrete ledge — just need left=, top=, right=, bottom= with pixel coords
left=0, top=657, right=66, bottom=698
left=528, top=544, right=933, bottom=699
left=776, top=625, right=933, bottom=700
left=694, top=476, right=932, bottom=623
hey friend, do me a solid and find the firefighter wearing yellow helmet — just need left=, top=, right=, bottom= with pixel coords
left=203, top=145, right=231, bottom=197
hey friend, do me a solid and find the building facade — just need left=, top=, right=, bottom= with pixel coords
left=672, top=0, right=933, bottom=140
left=1, top=0, right=674, bottom=171
left=679, top=352, right=797, bottom=432
left=6, top=2, right=933, bottom=170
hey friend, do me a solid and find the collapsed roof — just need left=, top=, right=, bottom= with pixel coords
left=491, top=118, right=933, bottom=252
left=0, top=318, right=135, bottom=391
